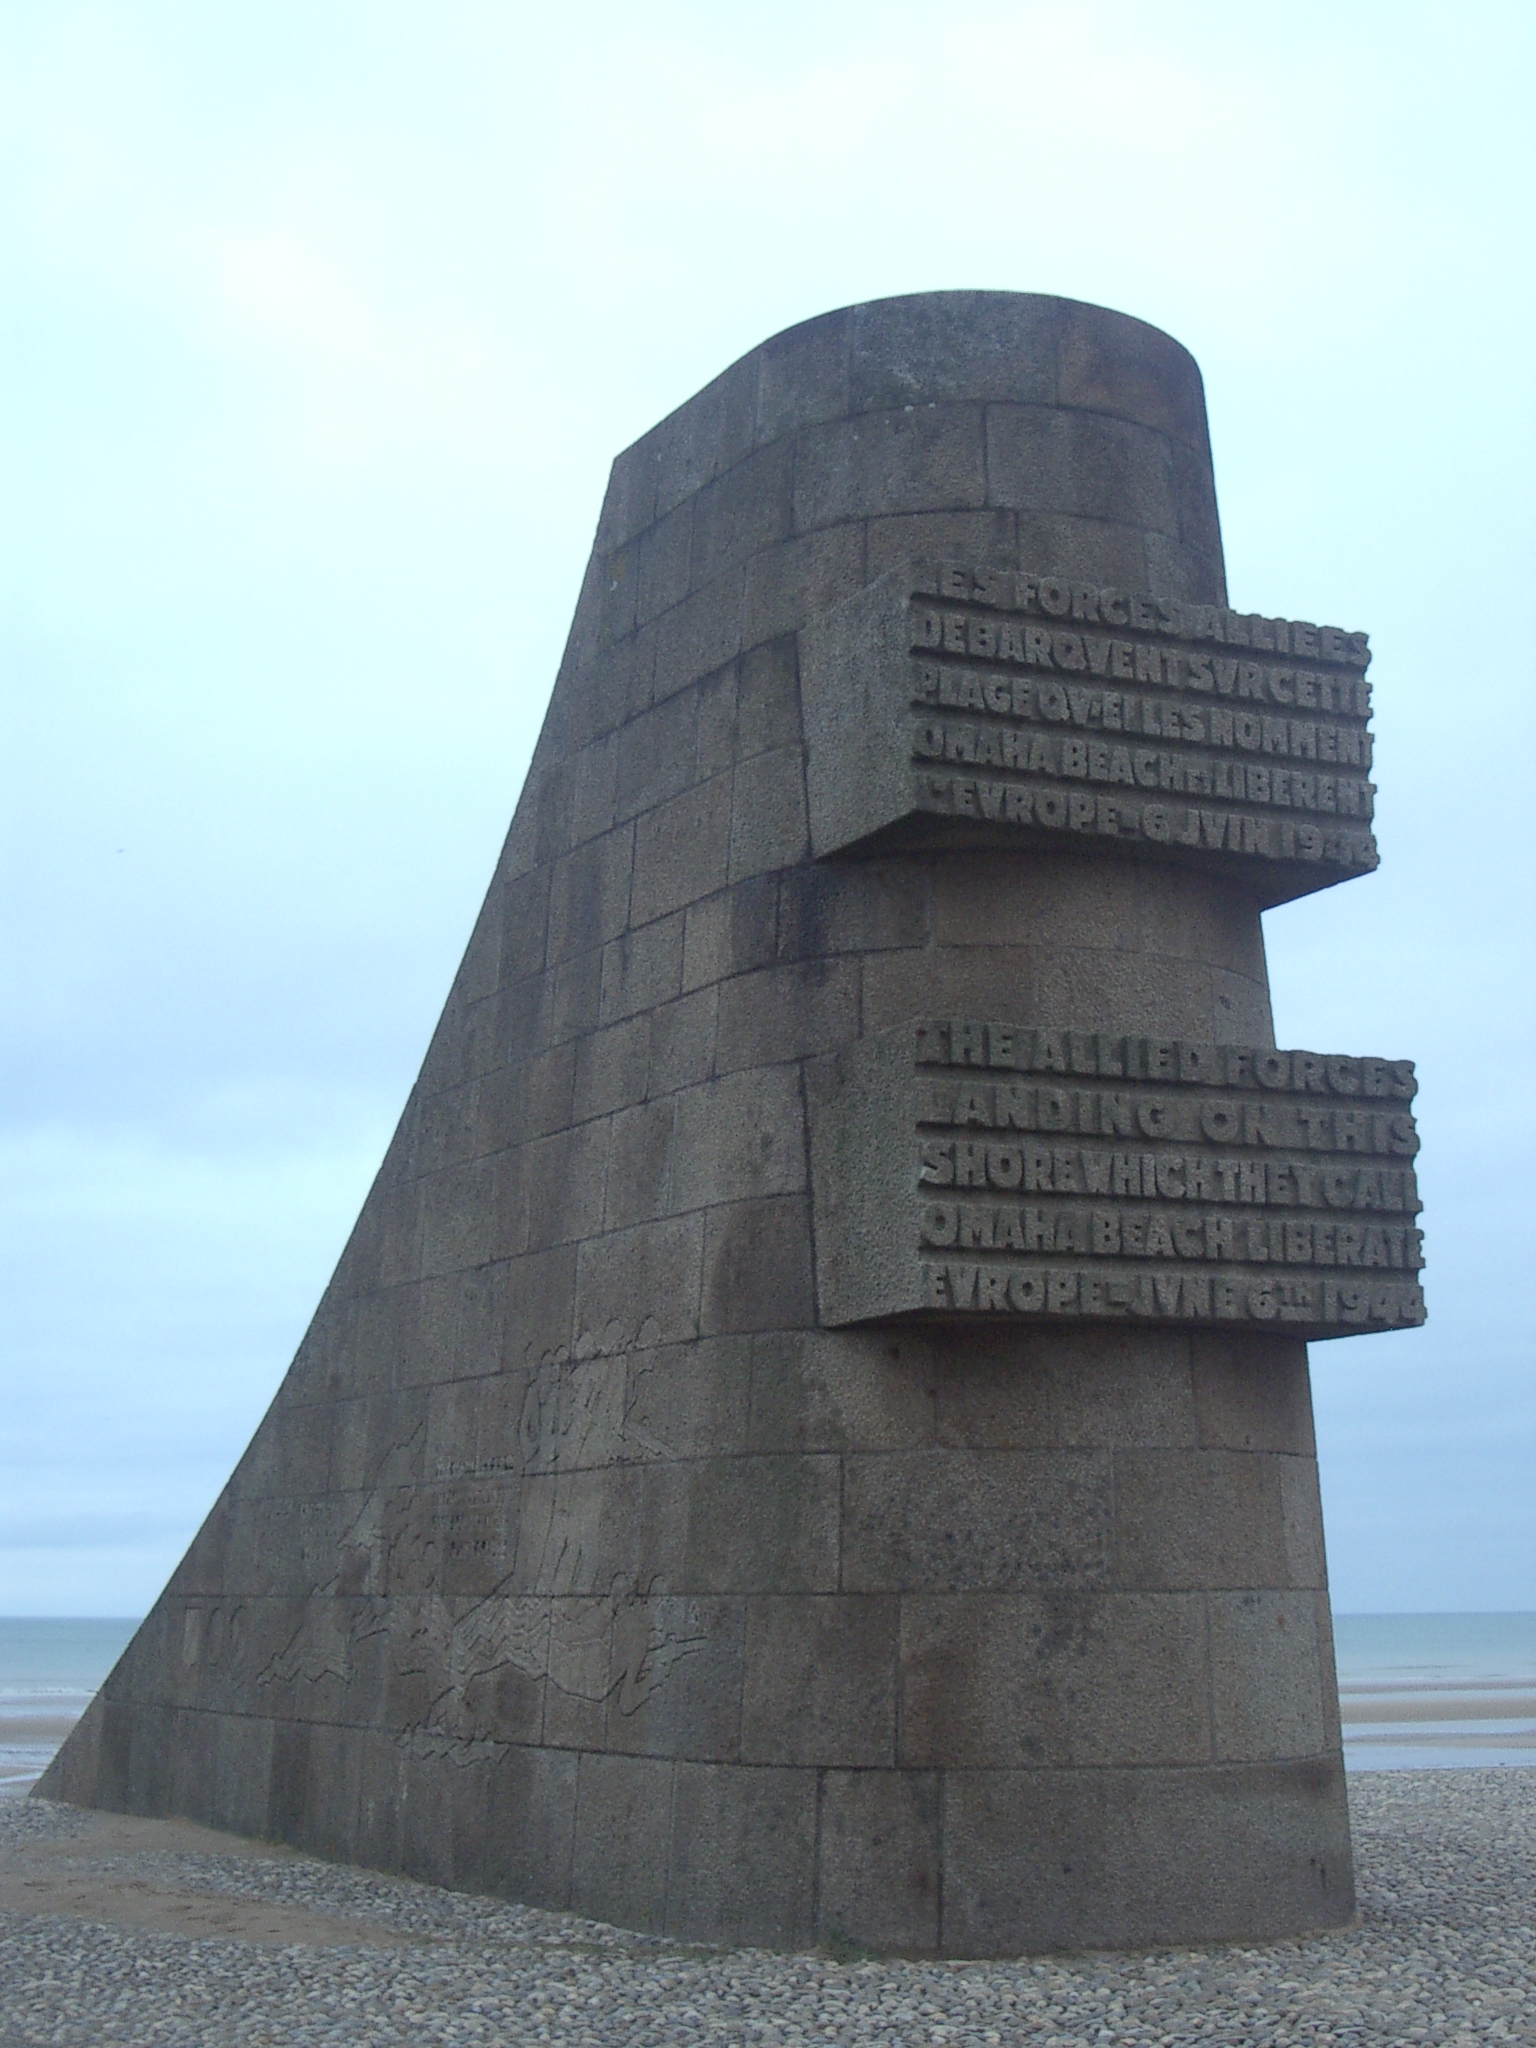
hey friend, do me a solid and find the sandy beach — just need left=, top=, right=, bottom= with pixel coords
left=1340, top=1690, right=1536, bottom=1721
left=0, top=1769, right=1530, bottom=2045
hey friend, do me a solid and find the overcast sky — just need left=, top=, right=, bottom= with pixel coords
left=3, top=0, right=1532, bottom=1618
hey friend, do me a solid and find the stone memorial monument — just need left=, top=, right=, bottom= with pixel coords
left=41, top=291, right=1424, bottom=1955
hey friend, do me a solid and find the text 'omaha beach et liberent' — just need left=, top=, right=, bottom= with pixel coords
left=905, top=564, right=1377, bottom=870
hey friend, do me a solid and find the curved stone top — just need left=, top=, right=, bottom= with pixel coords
left=533, top=290, right=1228, bottom=814
left=594, top=291, right=1223, bottom=608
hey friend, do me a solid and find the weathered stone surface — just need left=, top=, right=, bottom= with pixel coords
left=39, top=290, right=1384, bottom=1955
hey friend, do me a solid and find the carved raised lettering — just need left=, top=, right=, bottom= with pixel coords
left=805, top=561, right=1379, bottom=904
left=810, top=1017, right=1426, bottom=1340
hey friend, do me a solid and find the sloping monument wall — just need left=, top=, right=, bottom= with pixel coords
left=42, top=292, right=1422, bottom=1954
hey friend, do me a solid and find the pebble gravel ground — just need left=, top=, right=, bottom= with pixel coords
left=0, top=1769, right=1531, bottom=2046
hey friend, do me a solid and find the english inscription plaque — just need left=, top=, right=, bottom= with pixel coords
left=809, top=1018, right=1425, bottom=1339
left=801, top=562, right=1377, bottom=904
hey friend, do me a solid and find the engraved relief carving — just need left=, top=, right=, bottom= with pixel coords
left=518, top=1322, right=673, bottom=1475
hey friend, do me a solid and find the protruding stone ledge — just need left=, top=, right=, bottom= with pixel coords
left=801, top=562, right=1378, bottom=904
left=808, top=1018, right=1426, bottom=1339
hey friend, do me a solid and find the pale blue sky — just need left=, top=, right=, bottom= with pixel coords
left=3, top=0, right=1532, bottom=1615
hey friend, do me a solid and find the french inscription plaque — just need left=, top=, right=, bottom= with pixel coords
left=809, top=1018, right=1425, bottom=1339
left=801, top=562, right=1377, bottom=905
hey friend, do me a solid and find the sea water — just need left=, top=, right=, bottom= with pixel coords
left=0, top=1616, right=137, bottom=1797
left=2, top=1612, right=1532, bottom=1795
left=1335, top=1612, right=1536, bottom=1770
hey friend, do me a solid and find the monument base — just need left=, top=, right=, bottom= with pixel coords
left=42, top=1328, right=1354, bottom=1955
